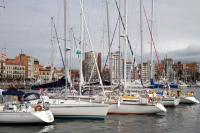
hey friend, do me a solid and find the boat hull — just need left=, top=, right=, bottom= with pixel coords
left=161, top=97, right=180, bottom=107
left=30, top=98, right=109, bottom=119
left=0, top=110, right=54, bottom=124
left=180, top=96, right=200, bottom=104
left=108, top=102, right=167, bottom=115
left=50, top=104, right=109, bottom=119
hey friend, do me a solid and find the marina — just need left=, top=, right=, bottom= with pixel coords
left=0, top=87, right=198, bottom=133
left=1, top=0, right=200, bottom=132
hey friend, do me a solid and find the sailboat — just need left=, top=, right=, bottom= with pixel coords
left=0, top=90, right=54, bottom=124
left=105, top=0, right=166, bottom=114
left=30, top=0, right=109, bottom=119
left=0, top=102, right=54, bottom=124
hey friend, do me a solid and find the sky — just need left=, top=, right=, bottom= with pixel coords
left=0, top=0, right=200, bottom=67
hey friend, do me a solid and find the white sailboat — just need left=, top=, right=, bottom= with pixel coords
left=0, top=102, right=54, bottom=124
left=31, top=96, right=108, bottom=119
left=31, top=0, right=109, bottom=119
left=106, top=0, right=166, bottom=115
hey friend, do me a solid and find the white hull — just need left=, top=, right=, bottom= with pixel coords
left=180, top=96, right=200, bottom=104
left=31, top=98, right=109, bottom=119
left=161, top=97, right=180, bottom=107
left=108, top=102, right=167, bottom=114
left=0, top=110, right=54, bottom=124
left=50, top=104, right=108, bottom=119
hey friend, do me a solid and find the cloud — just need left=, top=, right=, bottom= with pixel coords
left=0, top=0, right=200, bottom=66
left=168, top=45, right=200, bottom=63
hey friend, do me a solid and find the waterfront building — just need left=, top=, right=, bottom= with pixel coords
left=33, top=60, right=40, bottom=82
left=101, top=67, right=110, bottom=82
left=126, top=62, right=134, bottom=81
left=38, top=66, right=51, bottom=83
left=154, top=64, right=164, bottom=80
left=141, top=62, right=149, bottom=81
left=83, top=51, right=101, bottom=82
left=5, top=54, right=38, bottom=80
left=138, top=61, right=155, bottom=82
left=3, top=60, right=25, bottom=80
left=54, top=69, right=64, bottom=81
left=15, top=54, right=38, bottom=79
left=162, top=58, right=174, bottom=81
left=172, top=61, right=185, bottom=81
left=110, top=51, right=122, bottom=83
left=184, top=63, right=199, bottom=82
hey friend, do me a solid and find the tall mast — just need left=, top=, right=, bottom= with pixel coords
left=64, top=0, right=68, bottom=97
left=123, top=0, right=128, bottom=89
left=150, top=0, right=154, bottom=80
left=79, top=0, right=84, bottom=96
left=140, top=0, right=143, bottom=81
left=118, top=0, right=121, bottom=84
left=49, top=17, right=54, bottom=82
left=106, top=0, right=112, bottom=84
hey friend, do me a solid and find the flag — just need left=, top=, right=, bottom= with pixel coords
left=76, top=50, right=81, bottom=57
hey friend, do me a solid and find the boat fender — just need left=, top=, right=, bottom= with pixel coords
left=35, top=105, right=43, bottom=112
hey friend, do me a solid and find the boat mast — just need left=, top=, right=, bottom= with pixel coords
left=79, top=0, right=84, bottom=96
left=150, top=0, right=154, bottom=80
left=140, top=0, right=143, bottom=82
left=49, top=17, right=55, bottom=83
left=64, top=0, right=69, bottom=97
left=118, top=0, right=121, bottom=85
left=106, top=0, right=111, bottom=84
left=123, top=0, right=128, bottom=90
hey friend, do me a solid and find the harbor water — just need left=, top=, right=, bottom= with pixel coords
left=1, top=88, right=200, bottom=133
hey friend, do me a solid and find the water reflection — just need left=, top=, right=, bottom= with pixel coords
left=0, top=124, right=54, bottom=133
left=37, top=125, right=54, bottom=133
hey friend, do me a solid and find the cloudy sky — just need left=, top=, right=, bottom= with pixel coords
left=0, top=0, right=200, bottom=67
